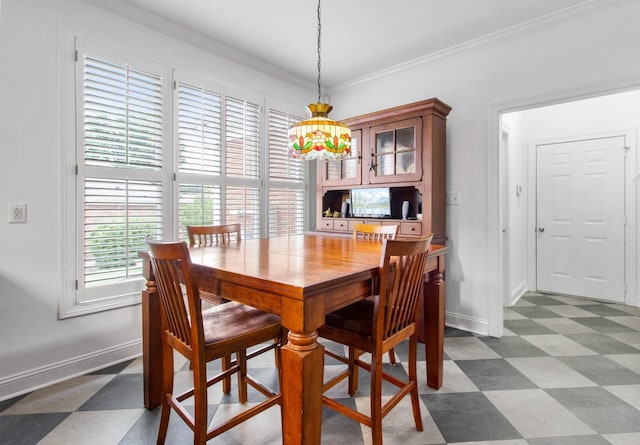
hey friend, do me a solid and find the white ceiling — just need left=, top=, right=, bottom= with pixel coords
left=119, top=0, right=590, bottom=88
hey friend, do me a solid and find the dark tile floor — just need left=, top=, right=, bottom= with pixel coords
left=1, top=291, right=640, bottom=444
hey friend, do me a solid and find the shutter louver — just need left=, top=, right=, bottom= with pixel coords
left=178, top=183, right=222, bottom=241
left=84, top=178, right=162, bottom=286
left=225, top=97, right=260, bottom=178
left=268, top=188, right=304, bottom=237
left=226, top=186, right=260, bottom=240
left=84, top=56, right=163, bottom=169
left=177, top=83, right=222, bottom=175
left=268, top=109, right=304, bottom=181
left=266, top=108, right=305, bottom=236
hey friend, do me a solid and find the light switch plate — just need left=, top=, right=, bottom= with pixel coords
left=8, top=203, right=27, bottom=223
left=446, top=191, right=460, bottom=206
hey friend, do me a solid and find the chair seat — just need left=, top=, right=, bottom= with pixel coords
left=202, top=301, right=281, bottom=353
left=324, top=300, right=373, bottom=334
left=321, top=300, right=376, bottom=353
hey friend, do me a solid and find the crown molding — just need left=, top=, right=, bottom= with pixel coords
left=331, top=0, right=634, bottom=92
left=83, top=0, right=314, bottom=91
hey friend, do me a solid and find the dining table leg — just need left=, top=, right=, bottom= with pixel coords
left=280, top=330, right=324, bottom=445
left=424, top=262, right=445, bottom=389
left=277, top=294, right=327, bottom=445
left=142, top=277, right=163, bottom=409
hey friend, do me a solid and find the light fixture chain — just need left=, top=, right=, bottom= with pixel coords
left=287, top=0, right=351, bottom=161
left=317, top=0, right=322, bottom=102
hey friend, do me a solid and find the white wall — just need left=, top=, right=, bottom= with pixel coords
left=330, top=1, right=640, bottom=335
left=0, top=0, right=310, bottom=400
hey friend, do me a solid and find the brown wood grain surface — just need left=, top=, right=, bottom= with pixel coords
left=140, top=234, right=447, bottom=445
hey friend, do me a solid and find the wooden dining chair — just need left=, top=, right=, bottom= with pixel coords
left=186, top=224, right=241, bottom=305
left=187, top=223, right=241, bottom=247
left=319, top=236, right=433, bottom=445
left=352, top=223, right=399, bottom=241
left=186, top=223, right=277, bottom=391
left=352, top=222, right=400, bottom=365
left=147, top=241, right=283, bottom=445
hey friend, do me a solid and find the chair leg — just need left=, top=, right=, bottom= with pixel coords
left=348, top=347, right=359, bottom=396
left=273, top=338, right=281, bottom=368
left=408, top=335, right=423, bottom=431
left=157, top=340, right=174, bottom=445
left=237, top=349, right=248, bottom=404
left=370, top=351, right=384, bottom=445
left=192, top=359, right=209, bottom=445
left=221, top=354, right=232, bottom=394
left=388, top=348, right=397, bottom=365
left=274, top=328, right=288, bottom=369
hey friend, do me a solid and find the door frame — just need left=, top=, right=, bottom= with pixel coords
left=500, top=123, right=511, bottom=307
left=488, top=83, right=640, bottom=338
left=527, top=130, right=637, bottom=305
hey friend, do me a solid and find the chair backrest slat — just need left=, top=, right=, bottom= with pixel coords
left=376, top=236, right=432, bottom=340
left=187, top=224, right=242, bottom=247
left=353, top=223, right=398, bottom=241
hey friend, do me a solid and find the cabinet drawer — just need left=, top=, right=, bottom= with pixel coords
left=334, top=219, right=350, bottom=232
left=320, top=219, right=334, bottom=230
left=399, top=222, right=422, bottom=236
left=348, top=220, right=365, bottom=231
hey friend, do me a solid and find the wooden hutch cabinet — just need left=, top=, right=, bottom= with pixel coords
left=316, top=98, right=451, bottom=245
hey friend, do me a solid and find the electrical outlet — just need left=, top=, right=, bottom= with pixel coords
left=446, top=191, right=460, bottom=206
left=8, top=203, right=27, bottom=223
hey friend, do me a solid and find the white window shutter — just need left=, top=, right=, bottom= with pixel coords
left=80, top=54, right=164, bottom=303
left=267, top=108, right=304, bottom=236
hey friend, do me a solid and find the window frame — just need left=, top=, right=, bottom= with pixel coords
left=60, top=35, right=174, bottom=318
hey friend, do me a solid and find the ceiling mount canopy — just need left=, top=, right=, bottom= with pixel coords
left=288, top=0, right=352, bottom=161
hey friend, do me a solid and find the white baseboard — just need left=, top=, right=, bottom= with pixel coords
left=0, top=340, right=142, bottom=402
left=445, top=311, right=489, bottom=336
left=507, top=281, right=528, bottom=307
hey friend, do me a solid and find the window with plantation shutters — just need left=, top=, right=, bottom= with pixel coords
left=65, top=45, right=168, bottom=317
left=267, top=109, right=305, bottom=236
left=176, top=82, right=223, bottom=239
left=223, top=97, right=261, bottom=240
left=64, top=36, right=312, bottom=317
left=175, top=85, right=263, bottom=241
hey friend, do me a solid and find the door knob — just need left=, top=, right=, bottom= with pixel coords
left=538, top=227, right=545, bottom=233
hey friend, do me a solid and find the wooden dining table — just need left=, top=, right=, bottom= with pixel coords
left=139, top=234, right=447, bottom=445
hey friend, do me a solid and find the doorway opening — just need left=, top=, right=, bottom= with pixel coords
left=498, top=89, right=639, bottom=316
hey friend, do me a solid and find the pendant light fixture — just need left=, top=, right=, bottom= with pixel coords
left=288, top=0, right=352, bottom=160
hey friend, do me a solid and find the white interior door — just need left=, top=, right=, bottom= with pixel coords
left=536, top=136, right=626, bottom=302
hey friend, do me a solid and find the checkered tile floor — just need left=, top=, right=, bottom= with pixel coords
left=2, top=291, right=640, bottom=444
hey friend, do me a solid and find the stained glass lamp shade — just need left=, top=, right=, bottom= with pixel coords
left=288, top=102, right=352, bottom=160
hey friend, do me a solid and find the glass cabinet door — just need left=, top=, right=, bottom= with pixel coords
left=321, top=129, right=361, bottom=186
left=369, top=118, right=422, bottom=183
